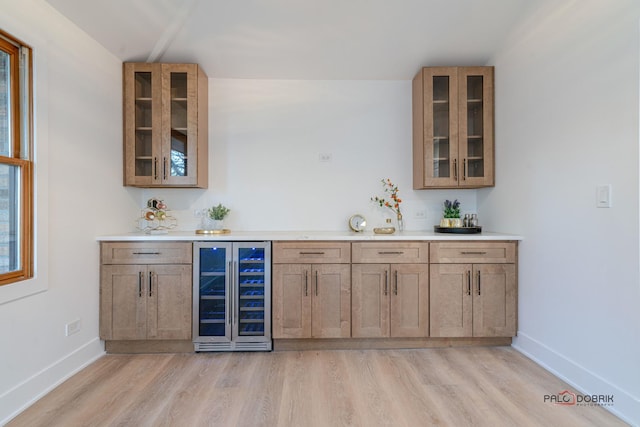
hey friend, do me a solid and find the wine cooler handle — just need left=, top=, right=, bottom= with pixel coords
left=233, top=261, right=238, bottom=325
left=228, top=261, right=233, bottom=325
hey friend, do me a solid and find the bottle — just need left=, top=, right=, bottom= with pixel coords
left=463, top=214, right=471, bottom=227
left=470, top=214, right=478, bottom=227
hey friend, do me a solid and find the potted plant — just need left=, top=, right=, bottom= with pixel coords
left=208, top=203, right=230, bottom=230
left=441, top=199, right=461, bottom=227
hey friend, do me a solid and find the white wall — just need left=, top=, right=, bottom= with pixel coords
left=0, top=0, right=139, bottom=423
left=143, top=78, right=477, bottom=232
left=479, top=0, right=640, bottom=423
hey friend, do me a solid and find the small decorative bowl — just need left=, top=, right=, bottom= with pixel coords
left=373, top=226, right=396, bottom=234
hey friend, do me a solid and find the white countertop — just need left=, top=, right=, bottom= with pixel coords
left=97, top=230, right=523, bottom=242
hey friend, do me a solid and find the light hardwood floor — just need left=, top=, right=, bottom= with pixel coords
left=7, top=347, right=626, bottom=427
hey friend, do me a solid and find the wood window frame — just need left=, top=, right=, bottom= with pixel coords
left=0, top=30, right=33, bottom=286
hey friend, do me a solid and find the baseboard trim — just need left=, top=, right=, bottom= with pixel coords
left=274, top=336, right=512, bottom=351
left=512, top=332, right=639, bottom=426
left=0, top=337, right=105, bottom=425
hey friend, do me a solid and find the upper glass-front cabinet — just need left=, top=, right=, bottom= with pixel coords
left=412, top=66, right=494, bottom=189
left=123, top=63, right=208, bottom=188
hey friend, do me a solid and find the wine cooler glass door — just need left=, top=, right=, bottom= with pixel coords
left=194, top=243, right=232, bottom=342
left=234, top=243, right=271, bottom=342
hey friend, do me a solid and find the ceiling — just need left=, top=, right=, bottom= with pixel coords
left=45, top=0, right=535, bottom=80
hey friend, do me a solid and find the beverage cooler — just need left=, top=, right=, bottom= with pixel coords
left=193, top=241, right=271, bottom=351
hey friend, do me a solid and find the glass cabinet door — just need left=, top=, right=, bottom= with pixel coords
left=124, top=63, right=161, bottom=186
left=161, top=64, right=198, bottom=186
left=459, top=67, right=494, bottom=187
left=195, top=244, right=231, bottom=340
left=423, top=67, right=459, bottom=187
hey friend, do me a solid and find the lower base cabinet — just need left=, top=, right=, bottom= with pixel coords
left=430, top=242, right=517, bottom=338
left=351, top=263, right=429, bottom=338
left=100, top=242, right=193, bottom=343
left=272, top=264, right=351, bottom=338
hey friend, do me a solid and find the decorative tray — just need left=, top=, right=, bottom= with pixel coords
left=195, top=229, right=231, bottom=235
left=434, top=226, right=482, bottom=234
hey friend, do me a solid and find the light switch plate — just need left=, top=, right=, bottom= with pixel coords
left=596, top=184, right=612, bottom=208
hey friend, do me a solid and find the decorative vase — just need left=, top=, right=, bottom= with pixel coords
left=396, top=213, right=404, bottom=231
left=440, top=218, right=450, bottom=227
left=213, top=219, right=224, bottom=230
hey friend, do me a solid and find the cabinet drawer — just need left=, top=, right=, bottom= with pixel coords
left=273, top=242, right=351, bottom=264
left=430, top=242, right=516, bottom=264
left=101, top=242, right=192, bottom=265
left=352, top=242, right=428, bottom=264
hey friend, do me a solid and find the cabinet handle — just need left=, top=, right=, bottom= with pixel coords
left=466, top=270, right=471, bottom=296
left=138, top=271, right=143, bottom=297
left=133, top=252, right=160, bottom=255
left=299, top=251, right=325, bottom=255
left=393, top=270, right=398, bottom=295
left=153, top=157, right=158, bottom=180
left=453, top=159, right=458, bottom=181
left=315, top=270, right=319, bottom=296
left=477, top=270, right=481, bottom=295
left=463, top=158, right=467, bottom=181
left=378, top=251, right=404, bottom=255
left=163, top=157, right=168, bottom=180
left=304, top=270, right=308, bottom=296
left=384, top=270, right=388, bottom=296
left=148, top=271, right=153, bottom=297
left=460, top=251, right=487, bottom=255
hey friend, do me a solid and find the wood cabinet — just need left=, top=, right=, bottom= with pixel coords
left=272, top=242, right=351, bottom=338
left=123, top=63, right=208, bottom=188
left=429, top=242, right=516, bottom=337
left=351, top=243, right=429, bottom=338
left=100, top=242, right=192, bottom=341
left=413, top=66, right=494, bottom=189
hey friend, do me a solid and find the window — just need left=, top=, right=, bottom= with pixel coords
left=0, top=30, right=32, bottom=286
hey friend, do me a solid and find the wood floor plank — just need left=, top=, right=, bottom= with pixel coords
left=7, top=347, right=627, bottom=427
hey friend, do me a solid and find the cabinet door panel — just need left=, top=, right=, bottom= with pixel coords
left=472, top=264, right=516, bottom=337
left=352, top=264, right=389, bottom=338
left=148, top=264, right=192, bottom=339
left=312, top=264, right=351, bottom=338
left=429, top=264, right=472, bottom=337
left=124, top=63, right=162, bottom=187
left=161, top=64, right=198, bottom=186
left=101, top=265, right=147, bottom=340
left=272, top=264, right=311, bottom=338
left=390, top=264, right=429, bottom=337
left=415, top=67, right=459, bottom=188
left=458, top=67, right=494, bottom=188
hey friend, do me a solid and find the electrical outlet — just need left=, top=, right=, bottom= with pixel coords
left=415, top=210, right=426, bottom=218
left=318, top=153, right=333, bottom=162
left=65, top=319, right=81, bottom=336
